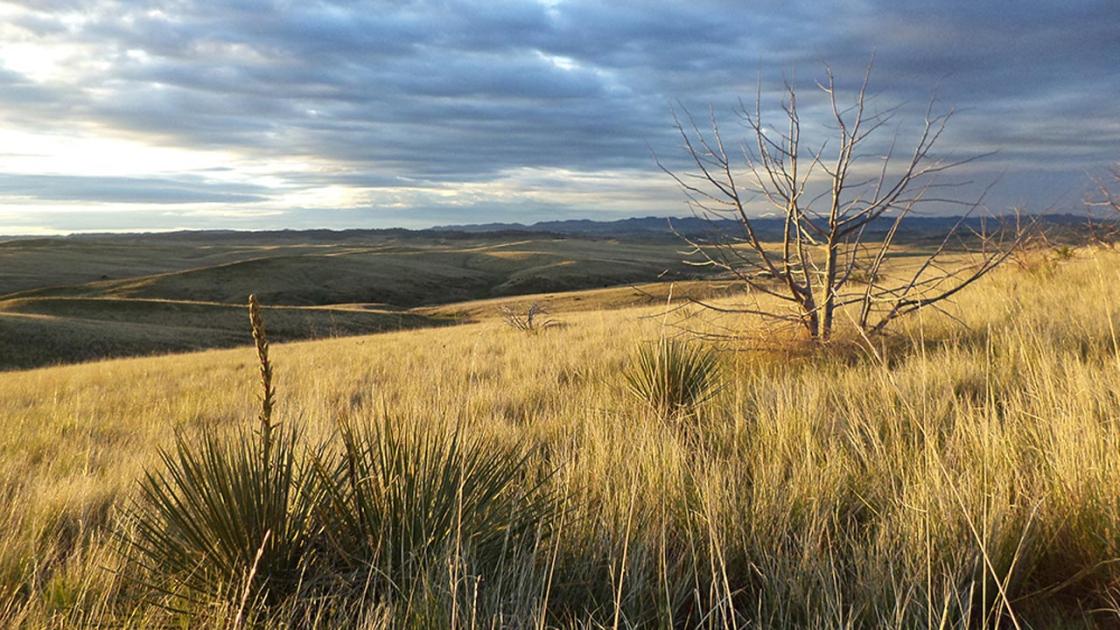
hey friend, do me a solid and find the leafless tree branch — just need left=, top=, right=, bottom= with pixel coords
left=662, top=62, right=1022, bottom=342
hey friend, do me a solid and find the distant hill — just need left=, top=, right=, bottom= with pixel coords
left=0, top=235, right=709, bottom=370
left=4, top=212, right=1089, bottom=244
left=436, top=213, right=1099, bottom=240
left=1, top=238, right=702, bottom=305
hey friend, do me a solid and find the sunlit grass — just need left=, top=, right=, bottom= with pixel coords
left=1, top=246, right=1119, bottom=626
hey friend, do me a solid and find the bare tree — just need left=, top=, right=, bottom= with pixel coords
left=1090, top=164, right=1120, bottom=213
left=1087, top=163, right=1120, bottom=243
left=659, top=63, right=1021, bottom=342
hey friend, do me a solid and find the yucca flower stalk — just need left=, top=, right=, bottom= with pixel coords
left=249, top=294, right=276, bottom=462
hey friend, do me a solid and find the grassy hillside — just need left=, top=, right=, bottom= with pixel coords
left=0, top=298, right=445, bottom=371
left=2, top=246, right=1119, bottom=626
left=0, top=235, right=706, bottom=370
left=0, top=237, right=338, bottom=297
left=416, top=279, right=734, bottom=319
left=3, top=237, right=696, bottom=305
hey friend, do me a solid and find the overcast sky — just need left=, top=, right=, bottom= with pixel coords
left=0, top=0, right=1117, bottom=234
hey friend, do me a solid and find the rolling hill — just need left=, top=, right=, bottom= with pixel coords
left=0, top=233, right=708, bottom=370
left=0, top=298, right=445, bottom=371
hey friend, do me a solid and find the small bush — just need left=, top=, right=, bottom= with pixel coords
left=314, top=418, right=557, bottom=595
left=500, top=303, right=558, bottom=334
left=624, top=338, right=721, bottom=419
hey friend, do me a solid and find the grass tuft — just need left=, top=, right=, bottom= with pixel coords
left=314, top=417, right=558, bottom=598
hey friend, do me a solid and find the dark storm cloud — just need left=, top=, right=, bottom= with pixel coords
left=0, top=174, right=270, bottom=204
left=1, top=0, right=1117, bottom=229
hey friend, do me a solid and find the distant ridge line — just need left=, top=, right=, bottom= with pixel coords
left=0, top=212, right=1101, bottom=243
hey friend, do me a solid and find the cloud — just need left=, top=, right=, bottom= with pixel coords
left=0, top=174, right=270, bottom=204
left=0, top=0, right=1116, bottom=231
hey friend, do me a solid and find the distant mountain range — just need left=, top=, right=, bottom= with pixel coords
left=2, top=213, right=1103, bottom=244
left=434, top=214, right=1075, bottom=239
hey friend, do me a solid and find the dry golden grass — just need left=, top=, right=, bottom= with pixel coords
left=2, top=245, right=1120, bottom=626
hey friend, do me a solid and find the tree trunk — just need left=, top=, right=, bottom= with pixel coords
left=799, top=290, right=821, bottom=340
left=818, top=241, right=838, bottom=341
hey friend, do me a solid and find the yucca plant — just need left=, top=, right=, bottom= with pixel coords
left=119, top=295, right=321, bottom=618
left=624, top=338, right=721, bottom=419
left=313, top=418, right=557, bottom=596
left=122, top=426, right=320, bottom=614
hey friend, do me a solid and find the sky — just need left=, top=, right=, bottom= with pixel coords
left=0, top=0, right=1117, bottom=234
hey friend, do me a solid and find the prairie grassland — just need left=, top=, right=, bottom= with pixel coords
left=4, top=237, right=697, bottom=306
left=2, top=247, right=1120, bottom=627
left=0, top=298, right=447, bottom=371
